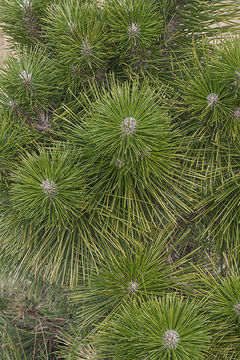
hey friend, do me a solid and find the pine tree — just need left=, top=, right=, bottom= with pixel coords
left=0, top=0, right=240, bottom=359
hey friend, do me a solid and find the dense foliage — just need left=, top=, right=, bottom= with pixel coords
left=0, top=0, right=239, bottom=359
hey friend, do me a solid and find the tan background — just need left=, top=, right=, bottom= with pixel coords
left=0, top=29, right=8, bottom=64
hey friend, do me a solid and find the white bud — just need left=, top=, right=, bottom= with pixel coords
left=7, top=100, right=15, bottom=108
left=233, top=108, right=240, bottom=119
left=121, top=117, right=137, bottom=135
left=81, top=40, right=92, bottom=56
left=207, top=93, right=219, bottom=109
left=41, top=179, right=58, bottom=197
left=128, top=22, right=140, bottom=39
left=234, top=303, right=240, bottom=315
left=128, top=281, right=139, bottom=293
left=163, top=330, right=180, bottom=349
left=20, top=70, right=32, bottom=85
